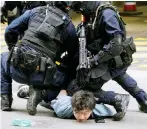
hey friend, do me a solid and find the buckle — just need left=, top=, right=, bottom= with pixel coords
left=98, top=50, right=104, bottom=57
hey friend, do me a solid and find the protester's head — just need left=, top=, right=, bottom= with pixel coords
left=71, top=90, right=96, bottom=122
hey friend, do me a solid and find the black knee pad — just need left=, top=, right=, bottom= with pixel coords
left=113, top=72, right=130, bottom=84
left=114, top=73, right=140, bottom=97
left=114, top=72, right=137, bottom=87
left=128, top=86, right=141, bottom=97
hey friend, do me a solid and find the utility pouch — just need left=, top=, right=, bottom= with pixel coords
left=10, top=47, right=23, bottom=67
left=109, top=56, right=124, bottom=69
left=120, top=37, right=136, bottom=67
left=122, top=37, right=136, bottom=56
left=36, top=12, right=64, bottom=40
left=109, top=37, right=136, bottom=68
left=44, top=65, right=56, bottom=85
left=39, top=57, right=47, bottom=72
left=44, top=58, right=56, bottom=85
left=23, top=50, right=41, bottom=71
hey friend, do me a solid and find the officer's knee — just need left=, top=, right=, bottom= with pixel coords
left=128, top=86, right=141, bottom=96
left=114, top=72, right=137, bottom=86
left=113, top=72, right=129, bottom=82
left=114, top=73, right=141, bottom=96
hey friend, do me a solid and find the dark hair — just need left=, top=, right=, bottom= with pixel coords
left=71, top=90, right=96, bottom=112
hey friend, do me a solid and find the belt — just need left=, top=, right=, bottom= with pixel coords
left=20, top=64, right=40, bottom=71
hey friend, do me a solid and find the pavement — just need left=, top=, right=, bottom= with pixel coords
left=0, top=70, right=147, bottom=129
left=0, top=5, right=147, bottom=129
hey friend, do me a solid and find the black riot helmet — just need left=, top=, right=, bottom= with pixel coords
left=47, top=1, right=72, bottom=13
left=71, top=1, right=97, bottom=16
left=71, top=1, right=111, bottom=17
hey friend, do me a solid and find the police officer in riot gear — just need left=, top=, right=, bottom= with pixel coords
left=10, top=1, right=130, bottom=121
left=1, top=1, right=79, bottom=115
left=71, top=1, right=147, bottom=113
left=0, top=1, right=47, bottom=24
left=0, top=1, right=22, bottom=24
left=21, top=1, right=46, bottom=14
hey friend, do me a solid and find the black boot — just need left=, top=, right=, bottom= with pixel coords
left=1, top=94, right=13, bottom=111
left=39, top=90, right=53, bottom=110
left=95, top=90, right=130, bottom=121
left=27, top=85, right=43, bottom=115
left=39, top=100, right=53, bottom=110
left=139, top=100, right=147, bottom=113
left=113, top=94, right=130, bottom=121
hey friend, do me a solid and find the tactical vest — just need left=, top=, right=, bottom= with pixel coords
left=21, top=6, right=71, bottom=59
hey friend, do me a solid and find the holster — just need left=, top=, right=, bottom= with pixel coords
left=109, top=56, right=124, bottom=69
left=22, top=50, right=41, bottom=70
left=43, top=58, right=56, bottom=85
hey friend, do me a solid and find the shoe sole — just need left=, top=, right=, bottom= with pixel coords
left=113, top=94, right=130, bottom=121
left=1, top=98, right=13, bottom=111
left=17, top=85, right=29, bottom=99
left=27, top=97, right=37, bottom=115
left=27, top=86, right=42, bottom=115
left=139, top=104, right=147, bottom=113
left=27, top=86, right=37, bottom=115
left=1, top=106, right=12, bottom=111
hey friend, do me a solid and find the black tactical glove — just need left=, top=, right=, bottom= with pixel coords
left=1, top=15, right=7, bottom=24
left=67, top=79, right=81, bottom=96
left=89, top=54, right=99, bottom=67
left=76, top=68, right=89, bottom=88
left=1, top=6, right=7, bottom=24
